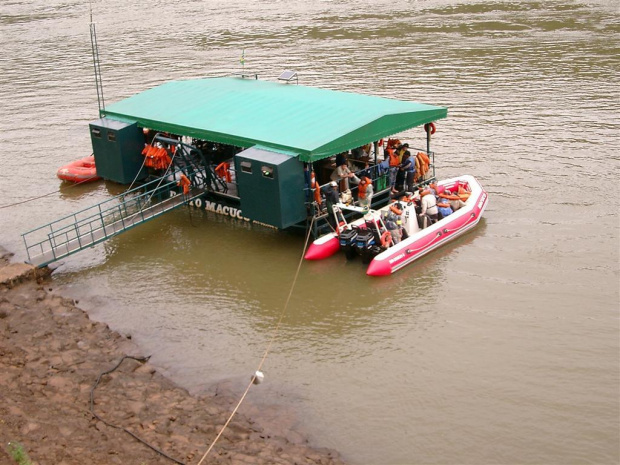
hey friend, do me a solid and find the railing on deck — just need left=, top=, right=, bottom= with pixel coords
left=304, top=148, right=436, bottom=237
left=22, top=170, right=200, bottom=267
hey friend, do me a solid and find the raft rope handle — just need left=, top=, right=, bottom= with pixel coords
left=196, top=216, right=316, bottom=465
left=89, top=355, right=186, bottom=465
left=404, top=222, right=445, bottom=254
left=404, top=215, right=472, bottom=255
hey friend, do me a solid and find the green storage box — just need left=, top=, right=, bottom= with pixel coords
left=235, top=147, right=306, bottom=229
left=90, top=118, right=146, bottom=184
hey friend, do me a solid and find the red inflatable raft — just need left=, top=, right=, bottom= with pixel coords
left=56, top=155, right=100, bottom=183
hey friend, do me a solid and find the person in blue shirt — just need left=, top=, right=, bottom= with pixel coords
left=399, top=151, right=416, bottom=193
left=436, top=196, right=453, bottom=219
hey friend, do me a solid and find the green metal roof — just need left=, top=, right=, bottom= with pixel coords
left=103, top=77, right=447, bottom=163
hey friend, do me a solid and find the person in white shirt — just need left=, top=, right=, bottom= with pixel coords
left=330, top=158, right=360, bottom=191
left=419, top=189, right=438, bottom=228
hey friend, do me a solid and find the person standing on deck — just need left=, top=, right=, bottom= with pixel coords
left=399, top=151, right=416, bottom=193
left=387, top=145, right=400, bottom=193
left=393, top=143, right=409, bottom=191
left=331, top=159, right=360, bottom=191
left=323, top=181, right=340, bottom=229
left=357, top=176, right=373, bottom=209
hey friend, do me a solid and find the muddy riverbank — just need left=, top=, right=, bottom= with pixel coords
left=0, top=247, right=346, bottom=465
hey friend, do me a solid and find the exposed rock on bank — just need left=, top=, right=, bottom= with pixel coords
left=0, top=249, right=346, bottom=465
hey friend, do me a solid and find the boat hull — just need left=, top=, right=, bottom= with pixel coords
left=366, top=175, right=488, bottom=276
left=305, top=233, right=340, bottom=260
left=305, top=174, right=489, bottom=276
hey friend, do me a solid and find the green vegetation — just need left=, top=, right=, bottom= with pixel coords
left=7, top=442, right=32, bottom=465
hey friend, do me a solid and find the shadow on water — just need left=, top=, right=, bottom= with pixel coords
left=57, top=179, right=104, bottom=201
left=51, top=211, right=486, bottom=344
left=57, top=179, right=133, bottom=202
left=150, top=215, right=480, bottom=318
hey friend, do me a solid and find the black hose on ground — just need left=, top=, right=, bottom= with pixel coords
left=89, top=355, right=186, bottom=465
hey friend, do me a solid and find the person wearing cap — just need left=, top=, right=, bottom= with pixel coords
left=322, top=180, right=340, bottom=228
left=397, top=143, right=409, bottom=162
left=384, top=201, right=404, bottom=244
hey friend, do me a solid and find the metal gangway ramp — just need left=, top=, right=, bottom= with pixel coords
left=22, top=172, right=203, bottom=268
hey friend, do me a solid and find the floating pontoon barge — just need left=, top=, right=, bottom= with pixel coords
left=22, top=76, right=447, bottom=267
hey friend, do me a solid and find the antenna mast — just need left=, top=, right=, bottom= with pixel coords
left=89, top=1, right=105, bottom=115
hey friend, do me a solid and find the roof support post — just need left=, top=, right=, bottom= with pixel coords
left=373, top=141, right=378, bottom=165
left=426, top=130, right=431, bottom=155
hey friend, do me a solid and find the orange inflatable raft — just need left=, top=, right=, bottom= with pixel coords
left=56, top=155, right=100, bottom=183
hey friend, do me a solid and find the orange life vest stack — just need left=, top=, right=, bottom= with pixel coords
left=141, top=144, right=172, bottom=170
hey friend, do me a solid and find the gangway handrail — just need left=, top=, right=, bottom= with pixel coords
left=23, top=170, right=186, bottom=237
left=22, top=168, right=201, bottom=267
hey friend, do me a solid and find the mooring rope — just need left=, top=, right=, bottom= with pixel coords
left=0, top=158, right=100, bottom=210
left=0, top=147, right=149, bottom=212
left=0, top=140, right=160, bottom=213
left=124, top=147, right=149, bottom=193
left=195, top=216, right=316, bottom=465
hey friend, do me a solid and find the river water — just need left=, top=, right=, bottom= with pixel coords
left=1, top=1, right=618, bottom=463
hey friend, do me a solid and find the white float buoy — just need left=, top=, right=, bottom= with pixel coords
left=252, top=370, right=264, bottom=385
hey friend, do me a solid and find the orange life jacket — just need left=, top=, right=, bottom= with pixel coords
left=457, top=185, right=471, bottom=200
left=417, top=152, right=430, bottom=172
left=142, top=144, right=172, bottom=170
left=143, top=145, right=157, bottom=168
left=215, top=162, right=232, bottom=182
left=358, top=177, right=371, bottom=199
left=157, top=147, right=172, bottom=170
left=386, top=138, right=401, bottom=149
left=389, top=203, right=403, bottom=216
left=177, top=174, right=191, bottom=195
left=387, top=148, right=399, bottom=167
left=310, top=171, right=321, bottom=205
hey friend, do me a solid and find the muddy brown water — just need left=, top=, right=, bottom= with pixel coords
left=1, top=1, right=618, bottom=463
